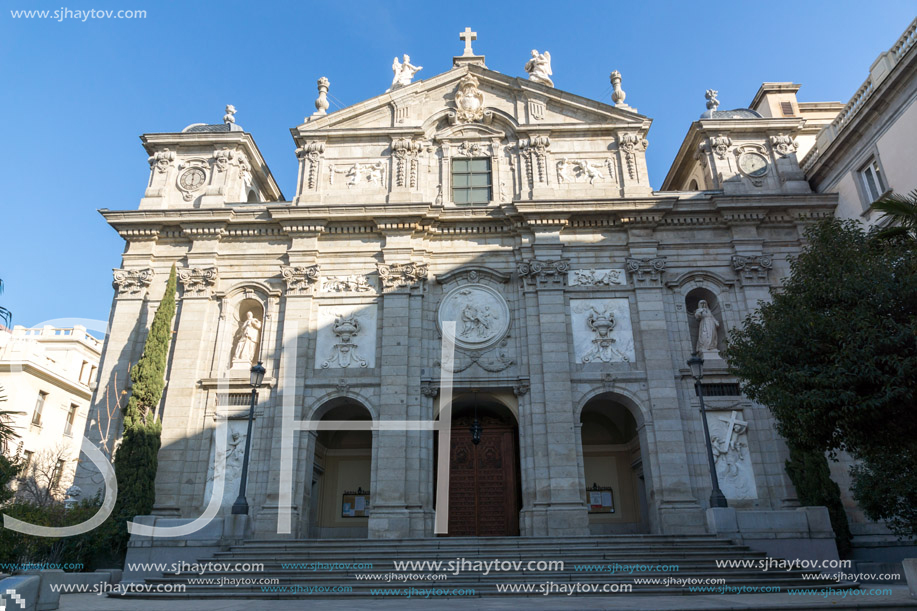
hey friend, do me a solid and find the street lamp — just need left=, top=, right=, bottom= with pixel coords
left=687, top=352, right=728, bottom=509
left=231, top=361, right=266, bottom=515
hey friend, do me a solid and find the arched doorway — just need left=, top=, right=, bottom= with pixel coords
left=436, top=395, right=522, bottom=536
left=580, top=395, right=649, bottom=534
left=307, top=399, right=373, bottom=539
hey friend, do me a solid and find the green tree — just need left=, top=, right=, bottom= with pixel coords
left=110, top=264, right=177, bottom=552
left=725, top=219, right=917, bottom=538
left=869, top=189, right=917, bottom=241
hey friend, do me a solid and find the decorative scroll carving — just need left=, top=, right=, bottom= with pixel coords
left=377, top=262, right=428, bottom=291
left=280, top=265, right=320, bottom=295
left=295, top=141, right=325, bottom=190
left=320, top=275, right=374, bottom=293
left=618, top=133, right=648, bottom=180
left=732, top=254, right=773, bottom=284
left=513, top=382, right=530, bottom=396
left=769, top=133, right=798, bottom=157
left=517, top=259, right=569, bottom=286
left=455, top=141, right=491, bottom=158
left=213, top=147, right=234, bottom=172
left=112, top=268, right=153, bottom=296
left=624, top=257, right=666, bottom=284
left=556, top=158, right=607, bottom=185
left=518, top=136, right=550, bottom=186
left=568, top=268, right=626, bottom=287
left=178, top=267, right=218, bottom=297
left=148, top=149, right=174, bottom=173
left=420, top=382, right=439, bottom=397
left=707, top=136, right=732, bottom=160
left=321, top=313, right=368, bottom=369
left=392, top=138, right=423, bottom=188
left=449, top=74, right=492, bottom=125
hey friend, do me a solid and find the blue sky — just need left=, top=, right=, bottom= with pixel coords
left=1, top=1, right=915, bottom=328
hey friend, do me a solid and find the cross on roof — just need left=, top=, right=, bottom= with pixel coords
left=459, top=27, right=477, bottom=56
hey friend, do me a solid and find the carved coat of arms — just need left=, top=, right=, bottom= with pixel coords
left=450, top=75, right=492, bottom=124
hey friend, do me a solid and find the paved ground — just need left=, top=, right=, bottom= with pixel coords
left=57, top=587, right=917, bottom=610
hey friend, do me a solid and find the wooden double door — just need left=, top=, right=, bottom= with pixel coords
left=446, top=416, right=521, bottom=537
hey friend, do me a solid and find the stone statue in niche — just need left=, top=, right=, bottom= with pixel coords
left=232, top=311, right=262, bottom=366
left=525, top=50, right=554, bottom=87
left=708, top=411, right=757, bottom=499
left=694, top=299, right=720, bottom=356
left=388, top=54, right=423, bottom=91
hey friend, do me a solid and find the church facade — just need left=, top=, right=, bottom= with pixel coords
left=77, top=39, right=840, bottom=543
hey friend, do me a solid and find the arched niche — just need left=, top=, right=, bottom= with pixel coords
left=228, top=297, right=265, bottom=371
left=685, top=287, right=725, bottom=356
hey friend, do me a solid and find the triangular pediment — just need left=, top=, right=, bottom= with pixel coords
left=293, top=64, right=650, bottom=142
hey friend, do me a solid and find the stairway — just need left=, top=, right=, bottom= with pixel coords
left=123, top=534, right=855, bottom=599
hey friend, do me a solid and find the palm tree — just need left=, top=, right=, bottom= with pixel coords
left=0, top=383, right=22, bottom=452
left=0, top=277, right=10, bottom=329
left=869, top=189, right=917, bottom=241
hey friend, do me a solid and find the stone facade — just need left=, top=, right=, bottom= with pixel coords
left=76, top=44, right=840, bottom=541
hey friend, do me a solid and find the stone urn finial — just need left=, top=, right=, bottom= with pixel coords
left=223, top=104, right=236, bottom=125
left=705, top=89, right=720, bottom=111
left=610, top=70, right=625, bottom=105
left=314, top=77, right=330, bottom=116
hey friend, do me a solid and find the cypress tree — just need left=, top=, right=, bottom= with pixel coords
left=111, top=264, right=177, bottom=552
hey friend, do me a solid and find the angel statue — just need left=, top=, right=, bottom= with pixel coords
left=388, top=54, right=423, bottom=92
left=525, top=49, right=553, bottom=87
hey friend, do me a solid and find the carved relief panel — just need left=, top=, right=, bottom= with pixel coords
left=570, top=298, right=636, bottom=363
left=706, top=410, right=758, bottom=500
left=314, top=303, right=378, bottom=369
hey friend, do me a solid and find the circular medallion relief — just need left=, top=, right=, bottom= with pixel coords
left=438, top=284, right=510, bottom=350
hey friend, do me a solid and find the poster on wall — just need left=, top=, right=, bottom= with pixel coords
left=341, top=487, right=371, bottom=518
left=587, top=484, right=614, bottom=513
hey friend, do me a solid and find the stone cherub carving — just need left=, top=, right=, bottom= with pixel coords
left=525, top=50, right=553, bottom=87
left=232, top=311, right=262, bottom=365
left=388, top=54, right=423, bottom=91
left=694, top=299, right=720, bottom=353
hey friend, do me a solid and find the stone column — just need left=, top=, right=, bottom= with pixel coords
left=626, top=245, right=705, bottom=534
left=73, top=268, right=155, bottom=497
left=155, top=265, right=219, bottom=515
left=518, top=252, right=589, bottom=536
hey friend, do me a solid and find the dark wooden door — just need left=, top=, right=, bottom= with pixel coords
left=447, top=417, right=520, bottom=536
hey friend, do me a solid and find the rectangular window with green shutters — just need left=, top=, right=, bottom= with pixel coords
left=452, top=158, right=491, bottom=205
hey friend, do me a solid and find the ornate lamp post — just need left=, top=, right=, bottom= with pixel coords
left=687, top=352, right=728, bottom=508
left=231, top=361, right=266, bottom=515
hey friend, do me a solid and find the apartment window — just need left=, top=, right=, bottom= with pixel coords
left=452, top=158, right=491, bottom=205
left=32, top=391, right=47, bottom=426
left=64, top=404, right=79, bottom=436
left=859, top=157, right=887, bottom=203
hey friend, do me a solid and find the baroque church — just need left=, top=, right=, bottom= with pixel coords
left=76, top=31, right=841, bottom=547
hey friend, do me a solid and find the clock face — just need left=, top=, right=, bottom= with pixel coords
left=179, top=168, right=206, bottom=191
left=738, top=153, right=768, bottom=177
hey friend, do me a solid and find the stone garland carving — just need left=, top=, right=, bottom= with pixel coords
left=392, top=138, right=423, bottom=188
left=320, top=275, right=374, bottom=293
left=321, top=313, right=368, bottom=369
left=556, top=158, right=607, bottom=185
left=178, top=267, right=218, bottom=297
left=517, top=259, right=569, bottom=286
left=148, top=149, right=174, bottom=173
left=112, top=268, right=154, bottom=296
left=732, top=255, right=773, bottom=283
left=437, top=339, right=514, bottom=373
left=618, top=133, right=649, bottom=180
left=568, top=268, right=625, bottom=287
left=708, top=410, right=757, bottom=499
left=449, top=74, right=493, bottom=125
left=330, top=162, right=386, bottom=188
left=624, top=257, right=666, bottom=284
left=280, top=265, right=320, bottom=295
left=377, top=263, right=428, bottom=291
left=769, top=133, right=798, bottom=157
left=296, top=141, right=325, bottom=190
left=518, top=136, right=550, bottom=186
